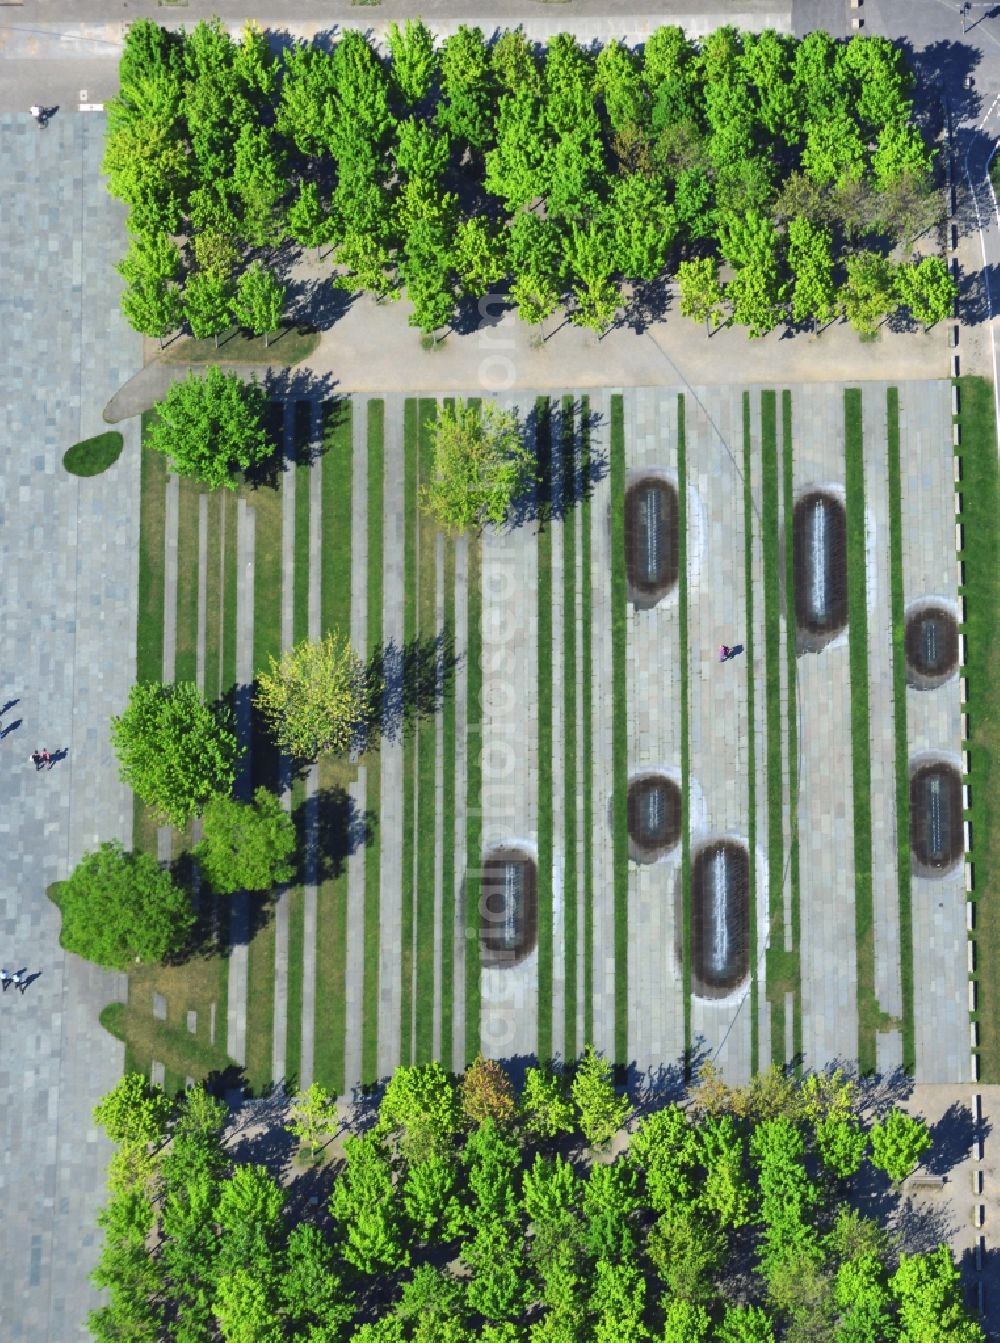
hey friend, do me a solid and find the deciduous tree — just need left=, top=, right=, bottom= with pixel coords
left=869, top=1110, right=932, bottom=1185
left=571, top=1044, right=629, bottom=1148
left=420, top=400, right=534, bottom=534
left=255, top=632, right=369, bottom=760
left=231, top=261, right=286, bottom=346
left=196, top=786, right=296, bottom=894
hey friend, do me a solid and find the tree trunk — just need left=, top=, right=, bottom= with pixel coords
left=264, top=329, right=269, bottom=349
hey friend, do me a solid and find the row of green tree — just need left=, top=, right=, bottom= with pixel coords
left=106, top=19, right=955, bottom=340
left=89, top=1053, right=981, bottom=1342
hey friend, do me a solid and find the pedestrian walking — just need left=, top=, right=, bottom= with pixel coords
left=30, top=105, right=45, bottom=128
left=30, top=750, right=43, bottom=770
left=40, top=748, right=51, bottom=768
left=11, top=971, right=23, bottom=993
left=16, top=973, right=29, bottom=995
left=719, top=644, right=731, bottom=662
left=0, top=968, right=12, bottom=992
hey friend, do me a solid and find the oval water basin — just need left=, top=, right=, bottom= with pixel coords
left=480, top=846, right=538, bottom=968
left=627, top=773, right=681, bottom=862
left=910, top=763, right=962, bottom=874
left=905, top=605, right=958, bottom=688
left=691, top=840, right=750, bottom=997
left=792, top=491, right=848, bottom=646
left=625, top=476, right=679, bottom=607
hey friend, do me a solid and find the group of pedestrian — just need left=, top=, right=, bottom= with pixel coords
left=1, top=968, right=33, bottom=995
left=30, top=748, right=52, bottom=771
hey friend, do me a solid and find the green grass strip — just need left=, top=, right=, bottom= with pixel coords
left=743, top=393, right=760, bottom=1075
left=761, top=391, right=789, bottom=1065
left=415, top=399, right=439, bottom=1063
left=885, top=388, right=916, bottom=1073
left=312, top=400, right=355, bottom=1096
left=609, top=393, right=629, bottom=1069
left=580, top=397, right=595, bottom=1049
left=536, top=397, right=555, bottom=1062
left=136, top=415, right=167, bottom=687
left=464, top=533, right=483, bottom=1064
left=174, top=479, right=201, bottom=686
left=441, top=532, right=457, bottom=1070
left=844, top=388, right=877, bottom=1075
left=953, top=376, right=1000, bottom=1079
left=321, top=399, right=354, bottom=640
left=781, top=391, right=803, bottom=1066
left=293, top=434, right=312, bottom=646
left=221, top=491, right=238, bottom=693
left=400, top=397, right=419, bottom=1067
left=562, top=397, right=579, bottom=1061
left=284, top=781, right=306, bottom=1089
left=362, top=400, right=385, bottom=1084
left=677, top=394, right=692, bottom=1062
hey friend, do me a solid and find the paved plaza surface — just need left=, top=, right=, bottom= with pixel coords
left=0, top=113, right=140, bottom=1340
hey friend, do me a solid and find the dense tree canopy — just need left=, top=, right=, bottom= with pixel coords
left=105, top=21, right=951, bottom=341
left=145, top=366, right=275, bottom=490
left=51, top=840, right=195, bottom=970
left=89, top=1056, right=976, bottom=1343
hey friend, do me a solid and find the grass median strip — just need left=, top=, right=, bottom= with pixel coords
left=415, top=399, right=439, bottom=1063
left=677, top=393, right=692, bottom=1061
left=562, top=397, right=579, bottom=1060
left=781, top=391, right=802, bottom=1066
left=580, top=396, right=595, bottom=1049
left=609, top=393, right=628, bottom=1069
left=953, top=376, right=1000, bottom=1079
left=536, top=397, right=555, bottom=1062
left=137, top=414, right=167, bottom=689
left=174, top=478, right=201, bottom=685
left=362, top=399, right=385, bottom=1084
left=885, top=387, right=915, bottom=1073
left=844, top=388, right=877, bottom=1075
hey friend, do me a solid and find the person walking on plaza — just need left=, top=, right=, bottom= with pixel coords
left=39, top=748, right=51, bottom=768
left=30, top=750, right=43, bottom=770
left=30, top=105, right=42, bottom=127
left=1, top=968, right=12, bottom=992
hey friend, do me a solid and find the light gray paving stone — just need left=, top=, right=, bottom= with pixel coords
left=625, top=386, right=686, bottom=1082
left=574, top=466, right=588, bottom=1060
left=479, top=391, right=540, bottom=1063
left=792, top=383, right=858, bottom=1072
left=226, top=499, right=255, bottom=1070
left=896, top=381, right=965, bottom=1082
left=377, top=394, right=407, bottom=1079
left=686, top=386, right=752, bottom=1086
left=196, top=493, right=208, bottom=691
left=550, top=397, right=566, bottom=1062
left=861, top=383, right=903, bottom=1024
left=162, top=474, right=178, bottom=682
left=433, top=535, right=445, bottom=1063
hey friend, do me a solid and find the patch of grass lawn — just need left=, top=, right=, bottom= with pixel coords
left=536, top=397, right=555, bottom=1062
left=562, top=396, right=578, bottom=1061
left=284, top=785, right=306, bottom=1090
left=844, top=388, right=877, bottom=1075
left=159, top=326, right=320, bottom=367
left=174, top=478, right=201, bottom=685
left=137, top=415, right=167, bottom=687
left=441, top=533, right=457, bottom=1070
left=954, top=376, right=1000, bottom=1079
left=885, top=387, right=915, bottom=1073
left=293, top=413, right=312, bottom=646
left=609, top=393, right=628, bottom=1069
left=363, top=400, right=385, bottom=1084
left=203, top=493, right=224, bottom=700
left=400, top=398, right=419, bottom=1067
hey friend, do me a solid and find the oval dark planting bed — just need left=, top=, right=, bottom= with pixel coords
left=627, top=773, right=681, bottom=863
left=792, top=491, right=848, bottom=648
left=625, top=476, right=679, bottom=608
left=691, top=840, right=750, bottom=998
left=480, top=846, right=538, bottom=968
left=909, top=762, right=962, bottom=875
left=905, top=605, right=958, bottom=689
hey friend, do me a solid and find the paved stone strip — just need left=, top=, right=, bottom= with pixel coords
left=550, top=397, right=567, bottom=1063
left=226, top=498, right=255, bottom=1069
left=451, top=534, right=469, bottom=1069
left=298, top=405, right=325, bottom=1090
left=433, top=535, right=446, bottom=1062
left=791, top=384, right=858, bottom=1071
left=624, top=386, right=686, bottom=1082
left=897, top=380, right=965, bottom=1082
left=377, top=394, right=407, bottom=1079
left=861, top=384, right=904, bottom=1066
left=746, top=390, right=772, bottom=1070
left=157, top=474, right=180, bottom=863
left=479, top=390, right=540, bottom=1064
left=685, top=386, right=752, bottom=1085
left=587, top=389, right=618, bottom=1061
left=344, top=403, right=369, bottom=1093
left=573, top=440, right=589, bottom=1058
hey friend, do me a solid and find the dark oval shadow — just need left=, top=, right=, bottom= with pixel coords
left=792, top=489, right=848, bottom=652
left=909, top=760, right=963, bottom=876
left=625, top=474, right=679, bottom=609
left=689, top=839, right=750, bottom=999
left=480, top=845, right=537, bottom=969
left=627, top=772, right=681, bottom=863
left=905, top=602, right=959, bottom=689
